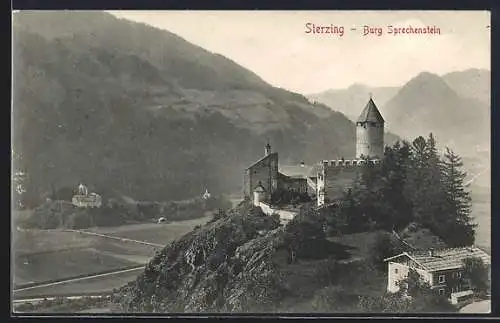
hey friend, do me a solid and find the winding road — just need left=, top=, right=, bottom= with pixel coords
left=64, top=228, right=164, bottom=247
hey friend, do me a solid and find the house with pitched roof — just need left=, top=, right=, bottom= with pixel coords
left=384, top=247, right=491, bottom=304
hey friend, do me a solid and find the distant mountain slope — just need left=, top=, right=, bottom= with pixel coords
left=309, top=69, right=490, bottom=159
left=308, top=68, right=490, bottom=123
left=442, top=68, right=490, bottom=106
left=308, top=84, right=399, bottom=122
left=381, top=72, right=489, bottom=157
left=13, top=11, right=389, bottom=203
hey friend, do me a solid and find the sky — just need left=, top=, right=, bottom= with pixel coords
left=108, top=11, right=490, bottom=94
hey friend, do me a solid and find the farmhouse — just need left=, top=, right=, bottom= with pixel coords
left=384, top=247, right=491, bottom=304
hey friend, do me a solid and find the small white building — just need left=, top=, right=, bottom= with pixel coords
left=72, top=184, right=102, bottom=208
left=253, top=184, right=266, bottom=206
left=202, top=189, right=211, bottom=200
left=384, top=246, right=491, bottom=304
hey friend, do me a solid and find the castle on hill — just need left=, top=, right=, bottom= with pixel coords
left=243, top=97, right=385, bottom=207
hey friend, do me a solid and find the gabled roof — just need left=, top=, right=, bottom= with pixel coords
left=384, top=247, right=491, bottom=272
left=356, top=98, right=385, bottom=123
left=279, top=165, right=314, bottom=178
left=246, top=152, right=277, bottom=170
left=383, top=252, right=428, bottom=271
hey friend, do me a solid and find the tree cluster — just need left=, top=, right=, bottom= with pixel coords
left=324, top=133, right=476, bottom=247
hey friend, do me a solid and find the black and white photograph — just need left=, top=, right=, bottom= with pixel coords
left=11, top=10, right=491, bottom=315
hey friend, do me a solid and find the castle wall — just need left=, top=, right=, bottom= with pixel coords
left=316, top=159, right=381, bottom=206
left=258, top=202, right=298, bottom=224
left=356, top=123, right=384, bottom=159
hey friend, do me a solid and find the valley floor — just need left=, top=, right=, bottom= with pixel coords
left=12, top=216, right=212, bottom=301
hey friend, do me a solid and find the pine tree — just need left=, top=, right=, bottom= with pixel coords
left=378, top=141, right=413, bottom=230
left=440, top=147, right=475, bottom=246
left=405, top=135, right=447, bottom=228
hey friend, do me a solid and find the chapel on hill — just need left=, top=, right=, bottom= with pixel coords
left=243, top=97, right=385, bottom=207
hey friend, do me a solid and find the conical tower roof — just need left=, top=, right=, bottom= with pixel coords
left=356, top=98, right=385, bottom=123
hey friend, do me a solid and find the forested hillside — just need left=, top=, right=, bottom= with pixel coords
left=12, top=11, right=398, bottom=205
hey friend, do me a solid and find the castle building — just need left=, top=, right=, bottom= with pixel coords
left=317, top=97, right=384, bottom=206
left=356, top=97, right=385, bottom=159
left=72, top=183, right=102, bottom=208
left=243, top=143, right=279, bottom=200
left=243, top=97, right=385, bottom=208
left=243, top=143, right=316, bottom=202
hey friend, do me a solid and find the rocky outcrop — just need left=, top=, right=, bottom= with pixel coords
left=112, top=203, right=285, bottom=313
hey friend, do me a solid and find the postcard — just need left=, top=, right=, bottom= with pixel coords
left=11, top=10, right=491, bottom=315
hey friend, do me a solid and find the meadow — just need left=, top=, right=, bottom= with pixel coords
left=13, top=269, right=143, bottom=299
left=86, top=216, right=212, bottom=245
left=13, top=248, right=138, bottom=288
left=12, top=215, right=212, bottom=299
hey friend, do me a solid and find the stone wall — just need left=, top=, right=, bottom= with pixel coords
left=258, top=202, right=298, bottom=224
left=316, top=159, right=381, bottom=206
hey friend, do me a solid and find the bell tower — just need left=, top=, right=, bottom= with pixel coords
left=356, top=95, right=385, bottom=159
left=265, top=142, right=272, bottom=156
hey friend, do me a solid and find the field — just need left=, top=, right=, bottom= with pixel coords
left=12, top=215, right=212, bottom=299
left=87, top=216, right=211, bottom=245
left=13, top=229, right=96, bottom=256
left=13, top=269, right=143, bottom=299
left=13, top=248, right=138, bottom=287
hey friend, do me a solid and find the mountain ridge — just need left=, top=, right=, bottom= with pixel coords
left=13, top=11, right=399, bottom=204
left=308, top=69, right=490, bottom=158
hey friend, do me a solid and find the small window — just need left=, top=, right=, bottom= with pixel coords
left=438, top=275, right=446, bottom=283
left=394, top=268, right=398, bottom=274
left=438, top=289, right=445, bottom=296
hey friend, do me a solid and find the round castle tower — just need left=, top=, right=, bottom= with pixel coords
left=356, top=97, right=385, bottom=159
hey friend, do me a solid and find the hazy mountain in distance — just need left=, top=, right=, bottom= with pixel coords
left=308, top=84, right=399, bottom=121
left=308, top=68, right=490, bottom=122
left=442, top=68, right=490, bottom=106
left=381, top=72, right=489, bottom=158
left=13, top=11, right=400, bottom=203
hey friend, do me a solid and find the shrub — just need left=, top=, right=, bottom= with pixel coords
left=462, top=257, right=490, bottom=296
left=370, top=232, right=403, bottom=271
